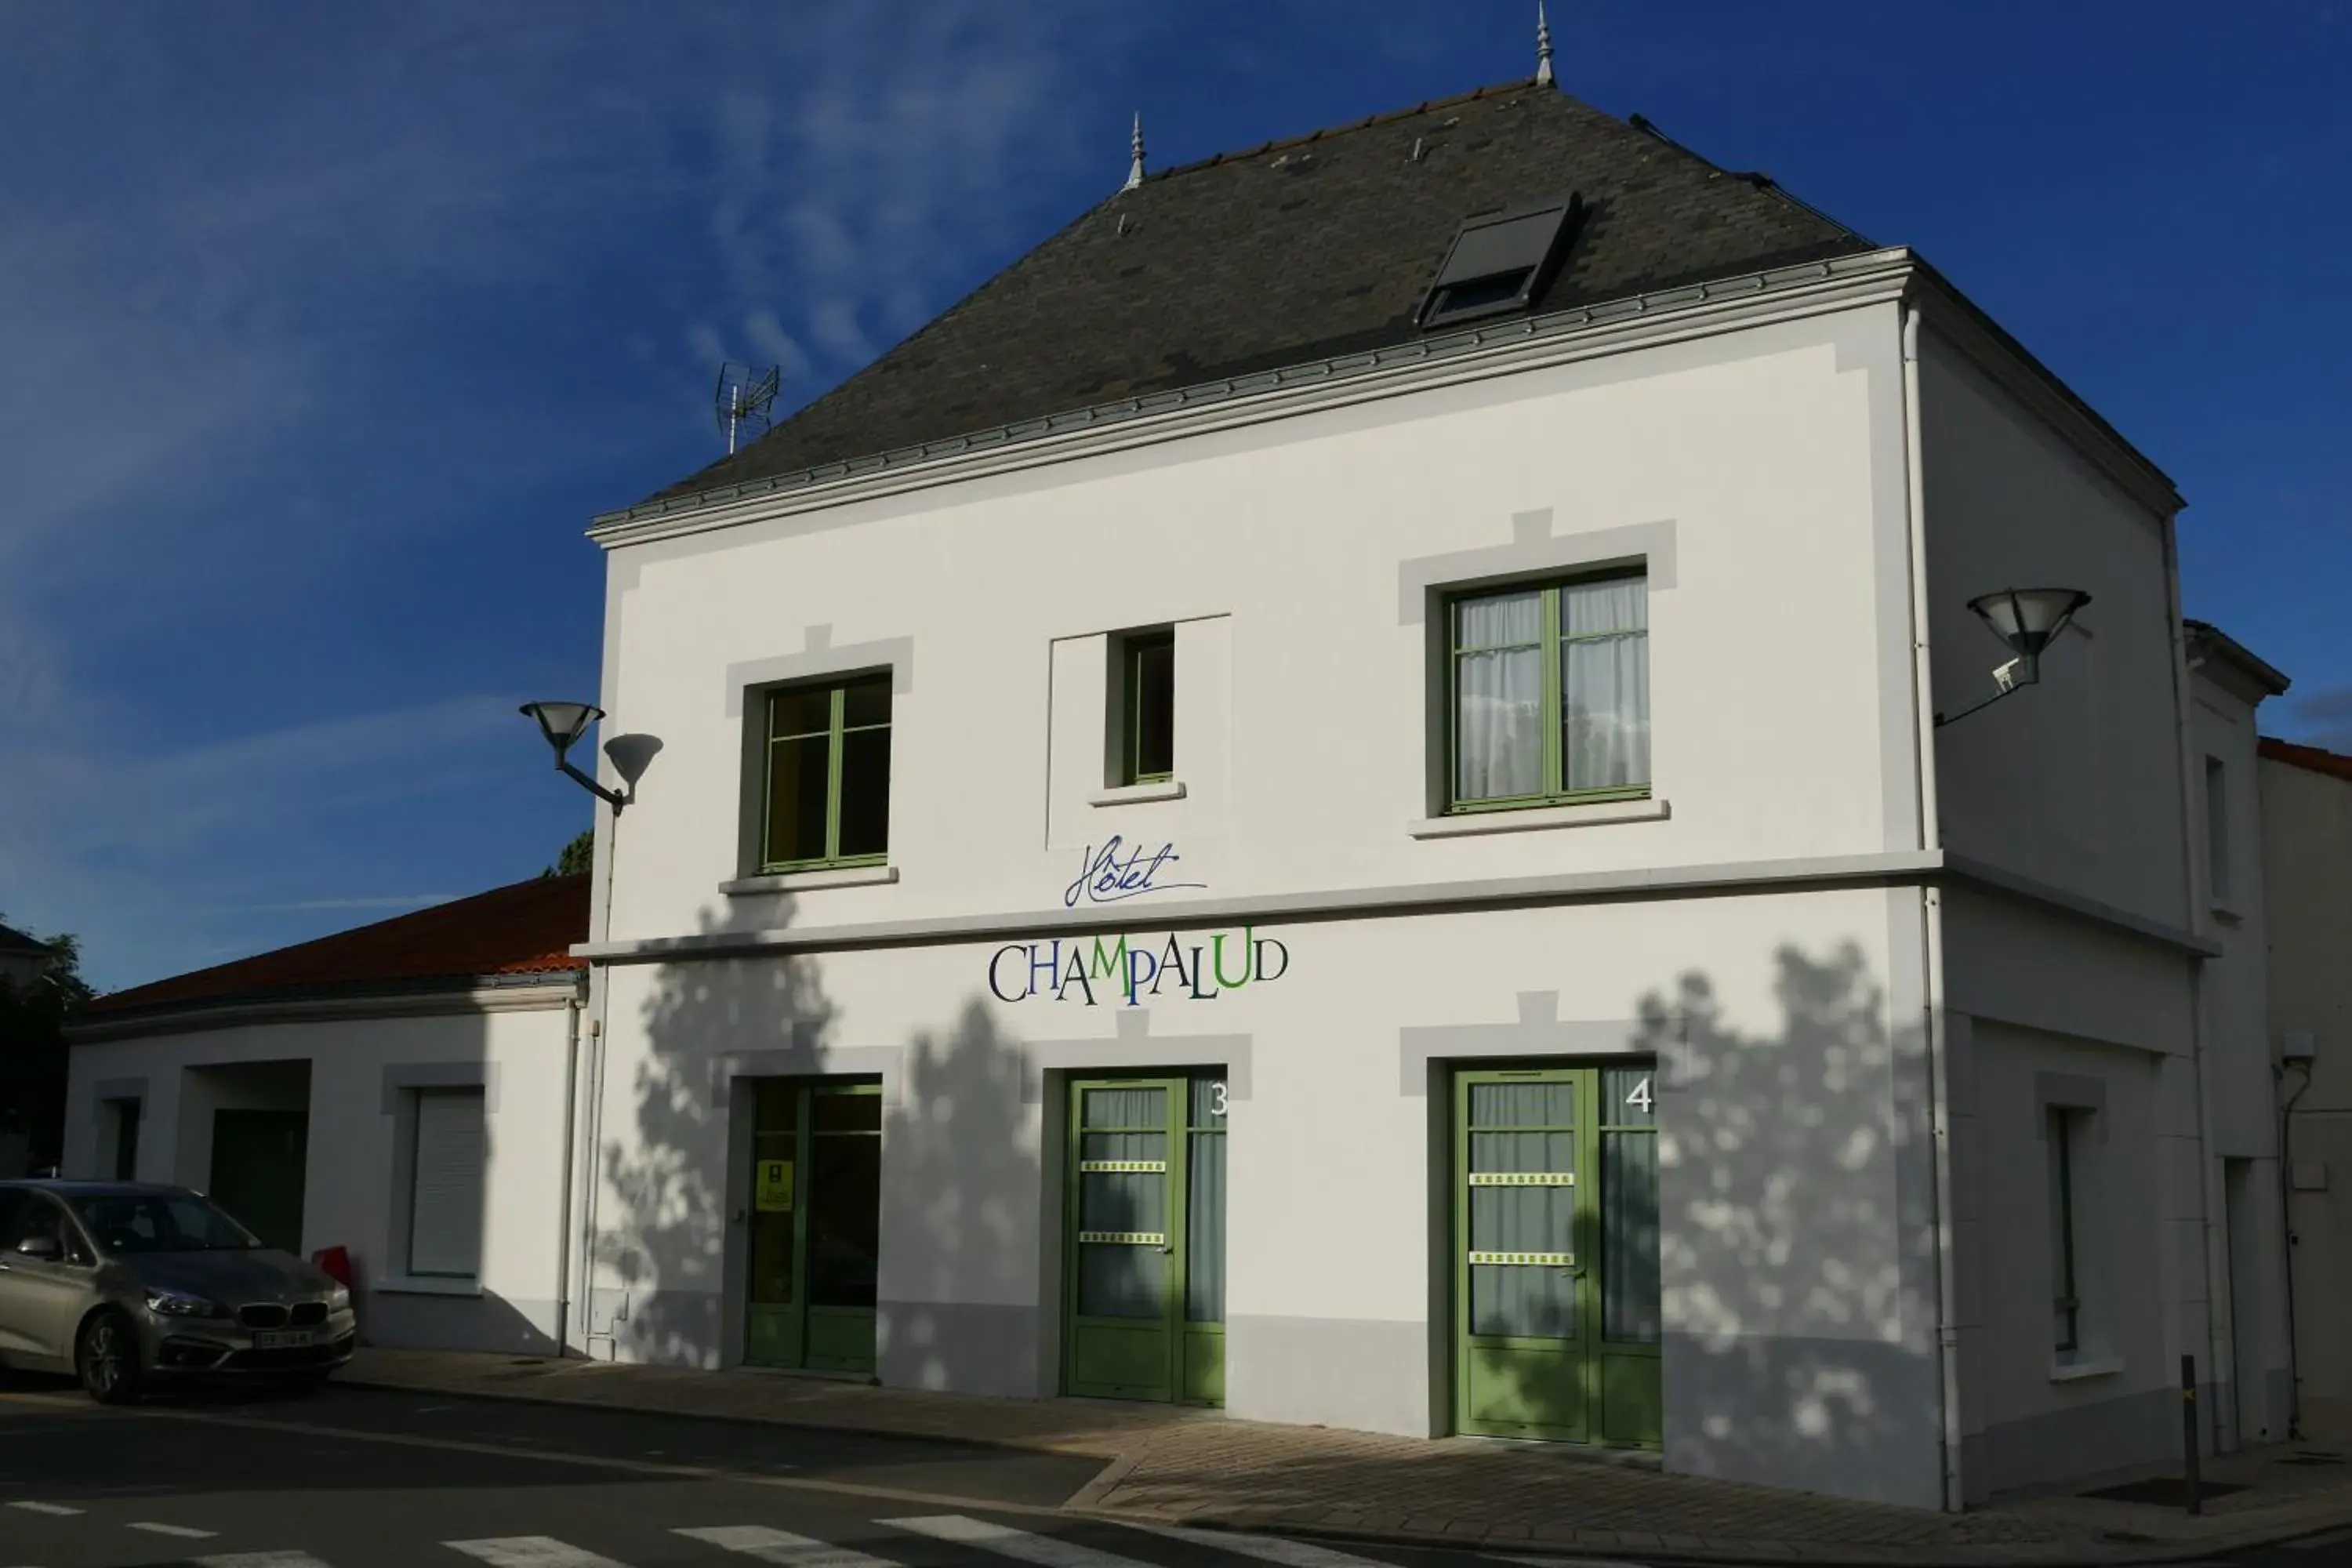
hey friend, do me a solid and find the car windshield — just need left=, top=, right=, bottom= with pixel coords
left=68, top=1193, right=260, bottom=1253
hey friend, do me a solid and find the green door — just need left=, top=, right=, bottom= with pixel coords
left=1453, top=1064, right=1661, bottom=1448
left=744, top=1078, right=881, bottom=1374
left=1063, top=1073, right=1226, bottom=1405
left=209, top=1109, right=307, bottom=1255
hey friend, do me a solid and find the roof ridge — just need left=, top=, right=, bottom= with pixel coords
left=1147, top=77, right=1544, bottom=182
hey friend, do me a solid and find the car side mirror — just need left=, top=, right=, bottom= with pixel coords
left=14, top=1236, right=61, bottom=1261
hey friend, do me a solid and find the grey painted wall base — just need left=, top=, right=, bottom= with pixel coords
left=1661, top=1330, right=1944, bottom=1511
left=363, top=1292, right=559, bottom=1357
left=1962, top=1381, right=2217, bottom=1501
left=1227, top=1314, right=1429, bottom=1436
left=880, top=1300, right=1040, bottom=1396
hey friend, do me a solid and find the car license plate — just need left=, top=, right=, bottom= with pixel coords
left=253, top=1330, right=313, bottom=1349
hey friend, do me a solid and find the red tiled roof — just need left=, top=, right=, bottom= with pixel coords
left=91, top=874, right=588, bottom=1017
left=2260, top=736, right=2352, bottom=786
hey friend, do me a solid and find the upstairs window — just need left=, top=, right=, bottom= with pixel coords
left=2047, top=1105, right=2090, bottom=1359
left=1450, top=572, right=1650, bottom=811
left=763, top=674, right=891, bottom=871
left=2205, top=755, right=2232, bottom=907
left=1123, top=630, right=1175, bottom=785
left=1417, top=194, right=1581, bottom=331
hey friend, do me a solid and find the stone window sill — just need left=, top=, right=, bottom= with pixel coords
left=2049, top=1355, right=2122, bottom=1383
left=1410, top=797, right=1669, bottom=839
left=375, top=1276, right=482, bottom=1298
left=720, top=866, right=899, bottom=897
left=1088, top=780, right=1188, bottom=807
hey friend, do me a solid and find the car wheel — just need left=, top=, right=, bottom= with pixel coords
left=75, top=1310, right=143, bottom=1406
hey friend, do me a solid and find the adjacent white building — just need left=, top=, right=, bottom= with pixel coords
left=63, top=876, right=587, bottom=1356
left=63, top=71, right=2312, bottom=1512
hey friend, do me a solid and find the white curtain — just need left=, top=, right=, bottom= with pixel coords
left=1455, top=590, right=1543, bottom=800
left=1562, top=577, right=1650, bottom=790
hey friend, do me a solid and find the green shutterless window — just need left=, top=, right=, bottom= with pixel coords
left=1449, top=572, right=1650, bottom=812
left=1124, top=631, right=1174, bottom=785
left=762, top=674, right=891, bottom=871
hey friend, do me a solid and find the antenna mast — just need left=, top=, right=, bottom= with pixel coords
left=713, top=361, right=781, bottom=455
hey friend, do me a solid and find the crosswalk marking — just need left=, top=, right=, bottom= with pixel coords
left=5, top=1500, right=82, bottom=1515
left=2288, top=1526, right=2352, bottom=1551
left=676, top=1525, right=901, bottom=1566
left=128, top=1522, right=219, bottom=1539
left=195, top=1554, right=339, bottom=1567
left=445, top=1540, right=633, bottom=1567
left=884, top=1515, right=1152, bottom=1568
left=1130, top=1523, right=1396, bottom=1568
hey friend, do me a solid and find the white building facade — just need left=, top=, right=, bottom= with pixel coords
left=561, top=80, right=2291, bottom=1511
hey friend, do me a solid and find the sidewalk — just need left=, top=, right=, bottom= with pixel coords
left=340, top=1348, right=2352, bottom=1566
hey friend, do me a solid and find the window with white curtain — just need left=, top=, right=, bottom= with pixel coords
left=1450, top=571, right=1650, bottom=810
left=406, top=1088, right=487, bottom=1279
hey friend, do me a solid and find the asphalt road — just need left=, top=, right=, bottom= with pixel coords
left=0, top=1373, right=2347, bottom=1568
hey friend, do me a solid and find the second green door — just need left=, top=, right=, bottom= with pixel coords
left=1063, top=1073, right=1226, bottom=1405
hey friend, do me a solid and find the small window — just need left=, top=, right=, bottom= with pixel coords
left=762, top=674, right=891, bottom=871
left=2048, top=1105, right=2089, bottom=1358
left=2205, top=755, right=2231, bottom=906
left=1123, top=631, right=1175, bottom=785
left=1450, top=572, right=1650, bottom=811
left=407, top=1088, right=486, bottom=1279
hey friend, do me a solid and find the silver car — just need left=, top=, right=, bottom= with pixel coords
left=0, top=1179, right=355, bottom=1403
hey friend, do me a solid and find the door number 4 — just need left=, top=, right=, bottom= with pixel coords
left=1624, top=1076, right=1653, bottom=1112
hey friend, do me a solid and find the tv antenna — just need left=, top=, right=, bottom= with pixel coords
left=714, top=361, right=780, bottom=455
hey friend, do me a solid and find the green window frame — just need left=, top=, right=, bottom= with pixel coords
left=760, top=673, right=891, bottom=873
left=1447, top=571, right=1650, bottom=813
left=1122, top=630, right=1175, bottom=786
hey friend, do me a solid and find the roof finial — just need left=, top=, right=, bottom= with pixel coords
left=1124, top=111, right=1145, bottom=191
left=1535, top=1, right=1555, bottom=86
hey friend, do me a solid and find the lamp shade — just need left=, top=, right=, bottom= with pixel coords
left=520, top=701, right=601, bottom=753
left=1967, top=589, right=2091, bottom=659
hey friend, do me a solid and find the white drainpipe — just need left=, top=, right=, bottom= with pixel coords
left=1901, top=303, right=1967, bottom=1512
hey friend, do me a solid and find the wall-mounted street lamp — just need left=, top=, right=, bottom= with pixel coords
left=1936, top=588, right=2092, bottom=728
left=519, top=701, right=660, bottom=813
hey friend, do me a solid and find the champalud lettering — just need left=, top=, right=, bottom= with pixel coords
left=987, top=927, right=1290, bottom=1005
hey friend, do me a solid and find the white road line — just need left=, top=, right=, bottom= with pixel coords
left=128, top=1521, right=220, bottom=1539
left=5, top=1500, right=83, bottom=1515
left=1129, top=1523, right=1400, bottom=1568
left=884, top=1515, right=1153, bottom=1568
left=676, top=1524, right=902, bottom=1566
left=196, top=1554, right=340, bottom=1567
left=2288, top=1526, right=2352, bottom=1551
left=445, top=1538, right=634, bottom=1567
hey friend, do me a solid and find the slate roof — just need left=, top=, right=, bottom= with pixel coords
left=87, top=874, right=588, bottom=1021
left=637, top=78, right=1870, bottom=510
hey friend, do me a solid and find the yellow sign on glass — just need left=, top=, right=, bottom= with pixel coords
left=755, top=1159, right=795, bottom=1212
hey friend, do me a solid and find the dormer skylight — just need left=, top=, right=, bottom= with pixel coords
left=1415, top=192, right=1581, bottom=331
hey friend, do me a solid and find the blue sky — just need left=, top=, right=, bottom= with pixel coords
left=2, top=2, right=2346, bottom=991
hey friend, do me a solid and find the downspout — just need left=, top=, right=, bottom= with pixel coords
left=2165, top=521, right=2230, bottom=1450
left=1900, top=303, right=1967, bottom=1513
left=552, top=986, right=583, bottom=1356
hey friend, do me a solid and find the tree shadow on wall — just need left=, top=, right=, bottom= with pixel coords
left=597, top=898, right=1047, bottom=1399
left=595, top=896, right=833, bottom=1368
left=1460, top=939, right=1946, bottom=1508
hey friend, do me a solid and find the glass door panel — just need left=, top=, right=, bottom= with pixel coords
left=742, top=1078, right=880, bottom=1374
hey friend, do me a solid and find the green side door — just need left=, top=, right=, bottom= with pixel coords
left=1453, top=1064, right=1661, bottom=1448
left=745, top=1078, right=881, bottom=1374
left=1064, top=1073, right=1226, bottom=1406
left=209, top=1109, right=307, bottom=1255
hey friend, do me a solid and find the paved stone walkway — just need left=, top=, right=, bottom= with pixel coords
left=342, top=1348, right=2352, bottom=1564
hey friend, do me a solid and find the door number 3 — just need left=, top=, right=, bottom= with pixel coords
left=1209, top=1080, right=1229, bottom=1116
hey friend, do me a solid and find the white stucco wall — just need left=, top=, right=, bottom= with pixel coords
left=65, top=999, right=576, bottom=1354
left=2261, top=750, right=2352, bottom=1440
